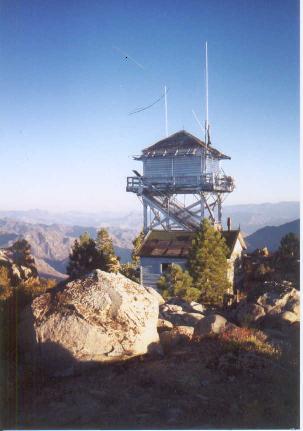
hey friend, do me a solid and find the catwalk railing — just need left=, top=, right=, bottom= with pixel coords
left=126, top=173, right=235, bottom=194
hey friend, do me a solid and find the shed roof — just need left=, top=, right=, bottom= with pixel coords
left=138, top=130, right=230, bottom=160
left=138, top=229, right=246, bottom=259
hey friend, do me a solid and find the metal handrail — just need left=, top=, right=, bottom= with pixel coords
left=126, top=174, right=234, bottom=191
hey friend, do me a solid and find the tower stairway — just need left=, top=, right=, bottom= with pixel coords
left=142, top=189, right=200, bottom=231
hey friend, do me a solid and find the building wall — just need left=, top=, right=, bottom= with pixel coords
left=143, top=154, right=223, bottom=180
left=143, top=155, right=204, bottom=178
left=140, top=256, right=187, bottom=289
left=173, top=155, right=202, bottom=177
left=227, top=239, right=245, bottom=292
left=206, top=157, right=220, bottom=174
left=141, top=238, right=245, bottom=293
left=143, top=157, right=173, bottom=177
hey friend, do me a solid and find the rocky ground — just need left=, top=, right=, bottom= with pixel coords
left=3, top=325, right=299, bottom=429
left=1, top=273, right=300, bottom=429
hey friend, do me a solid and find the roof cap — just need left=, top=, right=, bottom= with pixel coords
left=139, top=130, right=230, bottom=160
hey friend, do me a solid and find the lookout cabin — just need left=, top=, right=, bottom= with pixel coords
left=127, top=130, right=234, bottom=195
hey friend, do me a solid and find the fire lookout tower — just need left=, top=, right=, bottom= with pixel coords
left=126, top=130, right=235, bottom=233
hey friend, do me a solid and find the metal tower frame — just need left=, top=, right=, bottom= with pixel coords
left=127, top=170, right=234, bottom=234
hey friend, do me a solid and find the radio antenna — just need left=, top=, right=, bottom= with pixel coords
left=164, top=85, right=168, bottom=137
left=192, top=109, right=204, bottom=134
left=205, top=41, right=210, bottom=146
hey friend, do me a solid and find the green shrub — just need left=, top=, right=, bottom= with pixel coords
left=157, top=264, right=194, bottom=301
left=120, top=262, right=140, bottom=283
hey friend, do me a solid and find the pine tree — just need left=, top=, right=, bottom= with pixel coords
left=67, top=232, right=104, bottom=279
left=157, top=264, right=199, bottom=302
left=10, top=239, right=37, bottom=275
left=121, top=230, right=144, bottom=283
left=279, top=233, right=299, bottom=259
left=96, top=228, right=120, bottom=273
left=0, top=267, right=12, bottom=301
left=131, top=230, right=144, bottom=266
left=187, top=219, right=230, bottom=306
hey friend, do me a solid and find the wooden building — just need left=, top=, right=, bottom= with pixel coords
left=138, top=228, right=246, bottom=292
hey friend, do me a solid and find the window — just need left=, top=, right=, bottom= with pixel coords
left=161, top=263, right=171, bottom=273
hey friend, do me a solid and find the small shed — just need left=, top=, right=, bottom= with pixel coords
left=138, top=229, right=246, bottom=292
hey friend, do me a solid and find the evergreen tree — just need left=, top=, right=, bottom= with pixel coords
left=67, top=232, right=104, bottom=279
left=10, top=239, right=37, bottom=274
left=131, top=230, right=144, bottom=266
left=96, top=228, right=120, bottom=273
left=187, top=219, right=230, bottom=306
left=157, top=264, right=199, bottom=302
left=120, top=231, right=144, bottom=283
left=278, top=233, right=299, bottom=259
left=120, top=262, right=139, bottom=282
left=0, top=267, right=12, bottom=301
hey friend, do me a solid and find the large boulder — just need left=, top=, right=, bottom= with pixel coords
left=181, top=312, right=205, bottom=326
left=19, top=270, right=160, bottom=373
left=189, top=301, right=204, bottom=313
left=159, top=301, right=205, bottom=327
left=234, top=282, right=300, bottom=332
left=160, top=303, right=183, bottom=315
left=165, top=297, right=205, bottom=314
left=236, top=301, right=266, bottom=327
left=280, top=311, right=299, bottom=324
left=145, top=286, right=165, bottom=305
left=256, top=283, right=299, bottom=314
left=194, top=314, right=228, bottom=337
left=157, top=318, right=173, bottom=332
left=160, top=310, right=204, bottom=327
left=159, top=326, right=194, bottom=351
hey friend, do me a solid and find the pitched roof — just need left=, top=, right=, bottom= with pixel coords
left=139, top=130, right=230, bottom=160
left=222, top=230, right=246, bottom=253
left=138, top=229, right=246, bottom=259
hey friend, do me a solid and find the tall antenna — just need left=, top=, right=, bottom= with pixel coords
left=205, top=41, right=209, bottom=145
left=192, top=109, right=204, bottom=134
left=164, top=84, right=168, bottom=137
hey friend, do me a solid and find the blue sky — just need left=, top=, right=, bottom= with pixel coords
left=0, top=0, right=299, bottom=213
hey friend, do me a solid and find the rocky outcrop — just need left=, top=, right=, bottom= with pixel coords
left=256, top=282, right=299, bottom=315
left=158, top=297, right=237, bottom=349
left=194, top=314, right=228, bottom=337
left=159, top=326, right=194, bottom=351
left=157, top=318, right=173, bottom=332
left=19, top=270, right=160, bottom=373
left=235, top=302, right=266, bottom=326
left=234, top=281, right=299, bottom=331
left=159, top=298, right=205, bottom=327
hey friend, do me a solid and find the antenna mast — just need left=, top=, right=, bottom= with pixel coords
left=205, top=41, right=209, bottom=145
left=164, top=84, right=168, bottom=137
left=192, top=109, right=204, bottom=134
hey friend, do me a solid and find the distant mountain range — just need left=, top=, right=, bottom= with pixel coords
left=222, top=201, right=299, bottom=235
left=245, top=219, right=300, bottom=252
left=0, top=209, right=141, bottom=230
left=0, top=201, right=299, bottom=235
left=0, top=219, right=134, bottom=279
left=0, top=201, right=299, bottom=278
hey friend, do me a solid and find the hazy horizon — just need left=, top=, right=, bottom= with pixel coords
left=0, top=199, right=299, bottom=214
